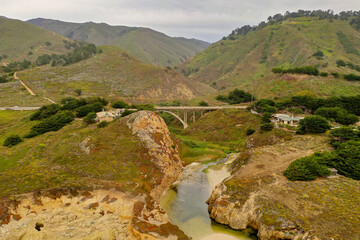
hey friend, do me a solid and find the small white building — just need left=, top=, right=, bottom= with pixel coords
left=273, top=114, right=304, bottom=126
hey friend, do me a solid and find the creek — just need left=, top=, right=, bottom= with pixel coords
left=160, top=155, right=257, bottom=240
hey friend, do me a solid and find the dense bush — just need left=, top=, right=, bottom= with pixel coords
left=97, top=121, right=109, bottom=128
left=272, top=66, right=319, bottom=76
left=61, top=97, right=87, bottom=110
left=0, top=75, right=8, bottom=83
left=330, top=127, right=359, bottom=144
left=336, top=60, right=346, bottom=67
left=51, top=43, right=97, bottom=66
left=83, top=112, right=96, bottom=124
left=121, top=109, right=137, bottom=117
left=198, top=101, right=209, bottom=106
left=216, top=89, right=253, bottom=104
left=343, top=73, right=360, bottom=81
left=297, top=115, right=331, bottom=134
left=133, top=104, right=155, bottom=111
left=30, top=104, right=61, bottom=121
left=35, top=54, right=52, bottom=66
left=332, top=141, right=360, bottom=180
left=246, top=128, right=256, bottom=136
left=25, top=111, right=75, bottom=138
left=111, top=100, right=129, bottom=109
left=76, top=102, right=103, bottom=117
left=159, top=112, right=176, bottom=125
left=315, top=107, right=358, bottom=125
left=320, top=72, right=328, bottom=77
left=260, top=122, right=274, bottom=131
left=283, top=156, right=330, bottom=181
left=3, top=135, right=23, bottom=147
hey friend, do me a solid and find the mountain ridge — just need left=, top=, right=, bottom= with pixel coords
left=27, top=18, right=210, bottom=67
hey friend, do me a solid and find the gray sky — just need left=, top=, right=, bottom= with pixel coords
left=2, top=0, right=360, bottom=42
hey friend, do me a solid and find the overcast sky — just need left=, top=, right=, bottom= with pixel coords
left=2, top=0, right=360, bottom=42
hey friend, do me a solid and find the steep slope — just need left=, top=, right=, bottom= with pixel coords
left=15, top=46, right=214, bottom=104
left=0, top=17, right=71, bottom=63
left=182, top=18, right=360, bottom=99
left=27, top=18, right=210, bottom=67
left=0, top=110, right=188, bottom=239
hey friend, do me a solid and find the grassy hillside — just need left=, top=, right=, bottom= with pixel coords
left=12, top=46, right=214, bottom=105
left=0, top=17, right=71, bottom=63
left=0, top=110, right=160, bottom=197
left=27, top=18, right=210, bottom=67
left=182, top=18, right=360, bottom=99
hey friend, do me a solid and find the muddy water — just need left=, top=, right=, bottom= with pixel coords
left=161, top=156, right=257, bottom=240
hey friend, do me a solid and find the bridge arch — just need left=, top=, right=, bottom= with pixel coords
left=157, top=110, right=188, bottom=129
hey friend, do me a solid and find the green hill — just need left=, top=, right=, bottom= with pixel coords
left=182, top=17, right=360, bottom=99
left=27, top=18, right=210, bottom=67
left=0, top=17, right=71, bottom=63
left=11, top=46, right=214, bottom=105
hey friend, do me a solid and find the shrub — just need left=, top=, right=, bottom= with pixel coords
left=0, top=75, right=8, bottom=83
left=297, top=115, right=331, bottom=134
left=331, top=72, right=340, bottom=78
left=260, top=122, right=274, bottom=131
left=246, top=128, right=256, bottom=136
left=199, top=101, right=209, bottom=106
left=332, top=141, right=360, bottom=180
left=216, top=89, right=253, bottom=104
left=320, top=72, right=328, bottom=77
left=344, top=73, right=360, bottom=81
left=83, top=112, right=96, bottom=124
left=74, top=89, right=82, bottom=96
left=121, top=109, right=137, bottom=117
left=336, top=60, right=346, bottom=67
left=283, top=156, right=330, bottom=181
left=159, top=112, right=175, bottom=124
left=26, top=111, right=75, bottom=137
left=315, top=107, right=358, bottom=125
left=133, top=104, right=155, bottom=111
left=3, top=135, right=23, bottom=147
left=313, top=50, right=324, bottom=58
left=97, top=121, right=109, bottom=128
left=272, top=66, right=319, bottom=76
left=111, top=100, right=129, bottom=109
left=330, top=127, right=359, bottom=144
left=30, top=104, right=61, bottom=120
left=287, top=107, right=304, bottom=115
left=76, top=102, right=103, bottom=117
left=61, top=97, right=87, bottom=110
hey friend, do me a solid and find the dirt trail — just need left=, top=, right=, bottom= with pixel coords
left=14, top=72, right=57, bottom=104
left=14, top=72, right=36, bottom=96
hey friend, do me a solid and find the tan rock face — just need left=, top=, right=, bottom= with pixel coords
left=126, top=111, right=183, bottom=201
left=0, top=111, right=186, bottom=239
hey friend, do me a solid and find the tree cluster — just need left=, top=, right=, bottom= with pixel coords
left=272, top=66, right=319, bottom=76
left=227, top=10, right=360, bottom=38
left=216, top=89, right=253, bottom=104
left=315, top=107, right=358, bottom=125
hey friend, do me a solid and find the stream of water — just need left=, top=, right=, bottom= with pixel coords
left=160, top=156, right=257, bottom=240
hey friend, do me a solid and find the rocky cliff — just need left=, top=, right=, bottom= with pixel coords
left=208, top=135, right=360, bottom=240
left=0, top=111, right=187, bottom=239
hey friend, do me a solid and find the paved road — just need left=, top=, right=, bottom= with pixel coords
left=155, top=106, right=247, bottom=110
left=0, top=106, right=40, bottom=111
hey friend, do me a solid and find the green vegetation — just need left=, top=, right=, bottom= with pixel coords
left=28, top=18, right=210, bottom=67
left=283, top=155, right=330, bottom=181
left=272, top=66, right=319, bottom=76
left=337, top=32, right=359, bottom=55
left=198, top=101, right=208, bottom=106
left=315, top=107, right=358, bottom=125
left=14, top=46, right=213, bottom=105
left=3, top=135, right=23, bottom=147
left=297, top=115, right=331, bottom=134
left=83, top=112, right=96, bottom=124
left=246, top=128, right=256, bottom=136
left=111, top=100, right=129, bottom=109
left=25, top=111, right=75, bottom=138
left=260, top=112, right=274, bottom=131
left=285, top=127, right=360, bottom=181
left=97, top=121, right=109, bottom=128
left=216, top=89, right=253, bottom=104
left=344, top=73, right=360, bottom=81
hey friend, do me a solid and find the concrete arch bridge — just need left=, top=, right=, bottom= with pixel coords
left=155, top=106, right=247, bottom=129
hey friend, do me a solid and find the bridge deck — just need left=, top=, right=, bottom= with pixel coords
left=155, top=106, right=247, bottom=110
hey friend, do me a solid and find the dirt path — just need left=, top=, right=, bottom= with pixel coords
left=14, top=72, right=36, bottom=96
left=14, top=72, right=57, bottom=104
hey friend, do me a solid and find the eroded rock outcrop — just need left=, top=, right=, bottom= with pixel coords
left=0, top=111, right=186, bottom=239
left=208, top=135, right=360, bottom=240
